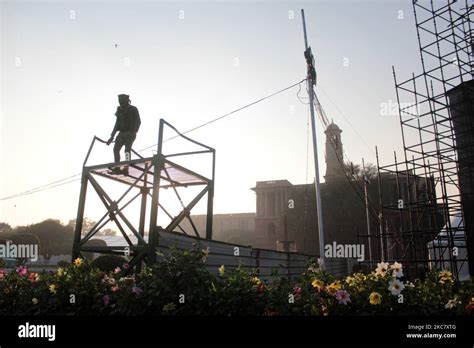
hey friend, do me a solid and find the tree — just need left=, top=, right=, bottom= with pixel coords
left=345, top=162, right=378, bottom=181
left=91, top=255, right=127, bottom=272
left=10, top=219, right=74, bottom=256
left=66, top=218, right=116, bottom=236
left=0, top=222, right=12, bottom=234
left=67, top=217, right=97, bottom=235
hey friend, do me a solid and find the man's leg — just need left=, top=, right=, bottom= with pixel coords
left=122, top=133, right=136, bottom=175
left=113, top=133, right=125, bottom=163
left=108, top=133, right=126, bottom=174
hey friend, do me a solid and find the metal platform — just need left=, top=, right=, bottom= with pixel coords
left=71, top=119, right=216, bottom=272
left=88, top=157, right=209, bottom=189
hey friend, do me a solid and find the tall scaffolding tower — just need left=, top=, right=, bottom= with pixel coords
left=370, top=0, right=473, bottom=279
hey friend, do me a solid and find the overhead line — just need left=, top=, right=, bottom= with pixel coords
left=1, top=78, right=307, bottom=201
left=138, top=78, right=307, bottom=152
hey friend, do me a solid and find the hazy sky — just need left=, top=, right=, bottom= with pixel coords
left=1, top=0, right=425, bottom=228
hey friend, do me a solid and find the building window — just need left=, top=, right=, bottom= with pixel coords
left=267, top=223, right=276, bottom=240
left=276, top=191, right=280, bottom=216
left=266, top=192, right=276, bottom=217
left=257, top=194, right=264, bottom=217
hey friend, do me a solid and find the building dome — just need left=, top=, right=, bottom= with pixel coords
left=325, top=121, right=342, bottom=133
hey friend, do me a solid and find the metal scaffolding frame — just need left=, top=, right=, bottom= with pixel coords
left=359, top=0, right=473, bottom=279
left=72, top=119, right=215, bottom=272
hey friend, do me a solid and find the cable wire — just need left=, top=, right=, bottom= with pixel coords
left=312, top=87, right=381, bottom=222
left=138, top=78, right=307, bottom=152
left=1, top=78, right=307, bottom=201
left=318, top=86, right=376, bottom=156
left=0, top=174, right=82, bottom=201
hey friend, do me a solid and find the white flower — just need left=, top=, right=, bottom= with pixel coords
left=445, top=299, right=458, bottom=309
left=388, top=279, right=405, bottom=296
left=101, top=274, right=116, bottom=285
left=201, top=247, right=210, bottom=263
left=375, top=262, right=389, bottom=277
left=390, top=261, right=403, bottom=278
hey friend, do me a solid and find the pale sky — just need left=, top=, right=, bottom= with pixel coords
left=1, top=0, right=424, bottom=229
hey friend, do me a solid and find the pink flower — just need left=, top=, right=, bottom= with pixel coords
left=132, top=286, right=142, bottom=295
left=466, top=299, right=474, bottom=315
left=335, top=290, right=351, bottom=305
left=114, top=267, right=121, bottom=274
left=122, top=263, right=129, bottom=270
left=466, top=305, right=474, bottom=315
left=0, top=269, right=7, bottom=280
left=111, top=285, right=119, bottom=292
left=103, top=294, right=110, bottom=306
left=16, top=266, right=28, bottom=277
left=294, top=286, right=302, bottom=297
left=101, top=274, right=115, bottom=285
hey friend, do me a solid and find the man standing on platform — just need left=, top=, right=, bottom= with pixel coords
left=107, top=94, right=141, bottom=175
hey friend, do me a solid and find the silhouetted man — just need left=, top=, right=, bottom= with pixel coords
left=107, top=94, right=141, bottom=175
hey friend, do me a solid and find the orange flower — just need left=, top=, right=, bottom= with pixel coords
left=326, top=281, right=341, bottom=295
left=311, top=279, right=324, bottom=291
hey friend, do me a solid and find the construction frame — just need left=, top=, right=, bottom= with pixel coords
left=359, top=0, right=473, bottom=279
left=72, top=119, right=216, bottom=272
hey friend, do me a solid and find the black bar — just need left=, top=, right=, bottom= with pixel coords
left=72, top=173, right=89, bottom=260
left=0, top=316, right=471, bottom=345
left=206, top=150, right=215, bottom=239
left=165, top=186, right=209, bottom=231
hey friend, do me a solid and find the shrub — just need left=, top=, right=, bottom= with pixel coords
left=57, top=260, right=70, bottom=268
left=90, top=255, right=128, bottom=273
left=0, top=251, right=472, bottom=316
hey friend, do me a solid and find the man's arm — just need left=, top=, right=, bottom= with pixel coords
left=107, top=109, right=120, bottom=145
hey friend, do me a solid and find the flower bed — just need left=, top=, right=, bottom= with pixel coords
left=0, top=249, right=472, bottom=315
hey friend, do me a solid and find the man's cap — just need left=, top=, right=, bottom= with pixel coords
left=118, top=94, right=130, bottom=100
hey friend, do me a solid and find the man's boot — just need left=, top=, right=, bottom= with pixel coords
left=108, top=166, right=123, bottom=175
left=122, top=151, right=131, bottom=175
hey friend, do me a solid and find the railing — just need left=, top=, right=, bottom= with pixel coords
left=153, top=228, right=310, bottom=281
left=83, top=136, right=144, bottom=168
